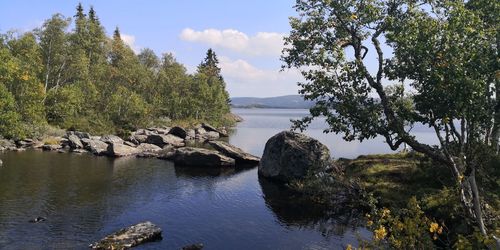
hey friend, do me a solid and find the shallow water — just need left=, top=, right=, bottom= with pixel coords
left=0, top=109, right=388, bottom=250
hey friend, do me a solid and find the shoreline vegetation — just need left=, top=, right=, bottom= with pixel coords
left=288, top=151, right=499, bottom=249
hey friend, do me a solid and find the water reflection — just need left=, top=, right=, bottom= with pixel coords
left=259, top=177, right=369, bottom=239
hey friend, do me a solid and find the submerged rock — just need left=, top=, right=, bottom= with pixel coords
left=182, top=243, right=204, bottom=250
left=90, top=221, right=162, bottom=249
left=162, top=147, right=235, bottom=167
left=207, top=140, right=260, bottom=165
left=42, top=144, right=62, bottom=151
left=259, top=131, right=331, bottom=182
left=28, top=216, right=46, bottom=223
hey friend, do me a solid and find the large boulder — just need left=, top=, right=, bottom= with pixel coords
left=67, top=135, right=83, bottom=149
left=86, top=139, right=109, bottom=155
left=259, top=131, right=331, bottom=182
left=106, top=143, right=139, bottom=157
left=100, top=135, right=124, bottom=145
left=90, top=221, right=162, bottom=249
left=146, top=134, right=184, bottom=147
left=162, top=147, right=235, bottom=167
left=168, top=126, right=187, bottom=139
left=67, top=131, right=90, bottom=140
left=136, top=143, right=162, bottom=153
left=207, top=141, right=260, bottom=165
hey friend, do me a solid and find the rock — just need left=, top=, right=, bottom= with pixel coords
left=86, top=140, right=109, bottom=155
left=135, top=129, right=153, bottom=136
left=67, top=135, right=83, bottom=149
left=0, top=139, right=15, bottom=151
left=204, top=131, right=220, bottom=140
left=0, top=159, right=2, bottom=166
left=133, top=134, right=148, bottom=144
left=126, top=135, right=140, bottom=145
left=28, top=217, right=46, bottom=223
left=136, top=143, right=162, bottom=153
left=182, top=243, right=204, bottom=250
left=57, top=149, right=66, bottom=153
left=186, top=129, right=196, bottom=140
left=148, top=127, right=170, bottom=135
left=136, top=152, right=160, bottom=158
left=100, top=135, right=124, bottom=145
left=81, top=138, right=91, bottom=148
left=42, top=144, right=62, bottom=151
left=60, top=138, right=70, bottom=147
left=207, top=141, right=260, bottom=165
left=71, top=149, right=87, bottom=154
left=31, top=141, right=44, bottom=149
left=162, top=147, right=235, bottom=167
left=16, top=139, right=35, bottom=148
left=202, top=123, right=227, bottom=137
left=259, top=131, right=332, bottom=182
left=201, top=123, right=218, bottom=132
left=106, top=143, right=139, bottom=157
left=90, top=221, right=162, bottom=249
left=124, top=141, right=137, bottom=147
left=168, top=126, right=187, bottom=139
left=11, top=147, right=26, bottom=152
left=67, top=131, right=90, bottom=140
left=146, top=134, right=185, bottom=148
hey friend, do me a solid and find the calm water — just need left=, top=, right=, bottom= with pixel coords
left=230, top=108, right=438, bottom=159
left=0, top=108, right=436, bottom=250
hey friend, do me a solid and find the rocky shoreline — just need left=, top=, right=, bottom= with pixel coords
left=0, top=123, right=259, bottom=168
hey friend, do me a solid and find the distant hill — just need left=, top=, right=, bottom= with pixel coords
left=230, top=95, right=315, bottom=109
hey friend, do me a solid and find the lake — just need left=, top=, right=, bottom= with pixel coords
left=0, top=108, right=437, bottom=249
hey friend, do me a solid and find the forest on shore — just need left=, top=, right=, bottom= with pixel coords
left=0, top=4, right=231, bottom=139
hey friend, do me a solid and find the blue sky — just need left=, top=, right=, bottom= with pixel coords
left=0, top=0, right=302, bottom=97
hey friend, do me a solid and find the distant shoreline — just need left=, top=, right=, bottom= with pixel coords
left=231, top=105, right=310, bottom=109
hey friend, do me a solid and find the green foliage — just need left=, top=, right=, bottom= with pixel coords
left=108, top=86, right=150, bottom=130
left=284, top=0, right=498, bottom=241
left=45, top=84, right=84, bottom=127
left=0, top=4, right=232, bottom=137
left=362, top=197, right=439, bottom=249
left=0, top=84, right=23, bottom=139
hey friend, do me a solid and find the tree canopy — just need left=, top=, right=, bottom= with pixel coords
left=283, top=0, right=499, bottom=243
left=0, top=4, right=231, bottom=139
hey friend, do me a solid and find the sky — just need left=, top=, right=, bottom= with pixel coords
left=0, top=0, right=302, bottom=98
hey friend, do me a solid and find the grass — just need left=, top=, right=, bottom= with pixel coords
left=343, top=152, right=451, bottom=209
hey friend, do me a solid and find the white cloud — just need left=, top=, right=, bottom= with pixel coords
left=218, top=56, right=302, bottom=97
left=180, top=28, right=284, bottom=57
left=121, top=33, right=140, bottom=53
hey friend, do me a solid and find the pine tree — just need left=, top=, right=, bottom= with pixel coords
left=198, top=48, right=223, bottom=82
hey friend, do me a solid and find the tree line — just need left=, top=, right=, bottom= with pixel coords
left=0, top=3, right=230, bottom=139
